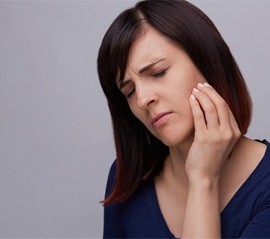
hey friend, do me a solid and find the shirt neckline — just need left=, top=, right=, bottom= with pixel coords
left=149, top=180, right=176, bottom=238
left=149, top=139, right=269, bottom=237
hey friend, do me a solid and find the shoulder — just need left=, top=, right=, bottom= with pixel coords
left=235, top=137, right=270, bottom=183
left=108, top=160, right=117, bottom=178
left=104, top=160, right=155, bottom=206
left=228, top=137, right=270, bottom=198
left=104, top=164, right=163, bottom=237
left=228, top=137, right=268, bottom=178
left=221, top=138, right=270, bottom=237
left=220, top=137, right=269, bottom=208
left=105, top=160, right=117, bottom=198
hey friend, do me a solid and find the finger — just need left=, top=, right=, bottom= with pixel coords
left=228, top=109, right=241, bottom=135
left=197, top=82, right=231, bottom=127
left=189, top=94, right=207, bottom=134
left=192, top=87, right=219, bottom=129
left=198, top=82, right=241, bottom=142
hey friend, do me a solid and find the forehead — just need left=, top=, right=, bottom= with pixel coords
left=126, top=26, right=177, bottom=72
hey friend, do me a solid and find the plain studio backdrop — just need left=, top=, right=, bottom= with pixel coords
left=0, top=0, right=269, bottom=238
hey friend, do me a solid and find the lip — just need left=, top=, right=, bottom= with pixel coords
left=151, top=112, right=172, bottom=128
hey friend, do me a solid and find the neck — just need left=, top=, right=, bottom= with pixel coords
left=164, top=136, right=247, bottom=183
left=162, top=138, right=194, bottom=185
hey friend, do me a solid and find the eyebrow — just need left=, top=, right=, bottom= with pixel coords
left=139, top=58, right=166, bottom=74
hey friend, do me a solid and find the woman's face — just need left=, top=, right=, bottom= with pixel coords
left=117, top=26, right=206, bottom=147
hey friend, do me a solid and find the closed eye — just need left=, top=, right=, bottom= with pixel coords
left=119, top=80, right=135, bottom=99
left=152, top=68, right=168, bottom=78
left=126, top=88, right=135, bottom=98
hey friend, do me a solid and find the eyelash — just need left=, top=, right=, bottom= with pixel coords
left=125, top=68, right=168, bottom=98
left=152, top=69, right=167, bottom=78
left=126, top=89, right=135, bottom=98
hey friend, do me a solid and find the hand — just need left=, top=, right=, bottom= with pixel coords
left=186, top=82, right=241, bottom=182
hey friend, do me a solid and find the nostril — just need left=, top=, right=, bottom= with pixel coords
left=137, top=96, right=156, bottom=109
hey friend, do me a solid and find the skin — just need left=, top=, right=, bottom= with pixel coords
left=117, top=26, right=267, bottom=238
left=119, top=26, right=205, bottom=151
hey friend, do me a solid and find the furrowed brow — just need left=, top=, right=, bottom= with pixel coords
left=117, top=58, right=165, bottom=89
left=138, top=59, right=165, bottom=74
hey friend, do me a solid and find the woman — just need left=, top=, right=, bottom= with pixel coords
left=97, top=0, right=270, bottom=238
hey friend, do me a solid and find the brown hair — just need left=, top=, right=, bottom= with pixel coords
left=97, top=0, right=252, bottom=205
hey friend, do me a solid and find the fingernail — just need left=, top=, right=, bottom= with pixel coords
left=193, top=88, right=200, bottom=93
left=197, top=83, right=205, bottom=88
left=204, top=82, right=212, bottom=87
left=190, top=94, right=196, bottom=100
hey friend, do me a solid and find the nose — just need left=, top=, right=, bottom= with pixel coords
left=136, top=84, right=158, bottom=109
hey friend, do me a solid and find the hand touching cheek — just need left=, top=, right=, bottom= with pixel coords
left=187, top=82, right=241, bottom=182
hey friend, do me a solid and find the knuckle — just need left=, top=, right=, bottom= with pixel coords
left=219, top=100, right=228, bottom=109
left=194, top=112, right=204, bottom=121
left=208, top=133, right=222, bottom=144
left=223, top=131, right=234, bottom=141
left=205, top=105, right=216, bottom=114
left=234, top=129, right=242, bottom=139
left=221, top=128, right=241, bottom=143
left=212, top=136, right=222, bottom=144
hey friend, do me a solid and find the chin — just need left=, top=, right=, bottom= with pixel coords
left=157, top=131, right=194, bottom=148
left=159, top=136, right=185, bottom=147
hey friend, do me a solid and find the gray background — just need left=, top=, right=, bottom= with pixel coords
left=0, top=0, right=269, bottom=238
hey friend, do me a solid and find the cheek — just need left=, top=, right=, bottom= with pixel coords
left=172, top=86, right=194, bottom=119
left=173, top=84, right=193, bottom=105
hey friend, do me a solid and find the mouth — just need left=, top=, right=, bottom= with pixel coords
left=151, top=112, right=172, bottom=128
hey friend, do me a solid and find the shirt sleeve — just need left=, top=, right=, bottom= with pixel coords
left=240, top=181, right=270, bottom=238
left=240, top=205, right=270, bottom=237
left=103, top=161, right=123, bottom=238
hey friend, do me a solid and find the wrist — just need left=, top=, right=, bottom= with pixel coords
left=187, top=174, right=220, bottom=191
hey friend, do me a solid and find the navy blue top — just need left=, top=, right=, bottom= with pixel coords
left=103, top=140, right=270, bottom=238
